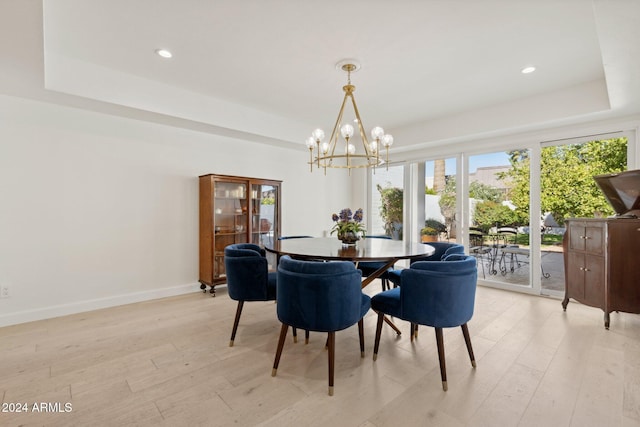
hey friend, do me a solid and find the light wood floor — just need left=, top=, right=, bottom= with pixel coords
left=1, top=282, right=639, bottom=427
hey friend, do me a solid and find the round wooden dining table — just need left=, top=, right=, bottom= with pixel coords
left=265, top=237, right=435, bottom=335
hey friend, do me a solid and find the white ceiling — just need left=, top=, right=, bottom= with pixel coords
left=3, top=0, right=640, bottom=154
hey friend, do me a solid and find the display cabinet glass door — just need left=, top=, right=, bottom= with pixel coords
left=213, top=181, right=248, bottom=281
left=251, top=183, right=279, bottom=265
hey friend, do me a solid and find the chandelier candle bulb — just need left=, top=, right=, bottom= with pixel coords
left=371, top=127, right=385, bottom=140
left=382, top=134, right=394, bottom=147
left=306, top=137, right=316, bottom=171
left=341, top=124, right=354, bottom=139
left=382, top=134, right=394, bottom=169
left=312, top=128, right=325, bottom=141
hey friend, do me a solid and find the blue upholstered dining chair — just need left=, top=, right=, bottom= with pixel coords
left=371, top=254, right=478, bottom=391
left=357, top=235, right=394, bottom=291
left=271, top=255, right=371, bottom=396
left=387, top=242, right=464, bottom=288
left=224, top=243, right=277, bottom=347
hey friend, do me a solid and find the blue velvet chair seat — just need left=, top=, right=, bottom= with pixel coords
left=367, top=287, right=401, bottom=317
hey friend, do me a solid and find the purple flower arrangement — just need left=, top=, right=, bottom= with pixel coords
left=330, top=208, right=366, bottom=237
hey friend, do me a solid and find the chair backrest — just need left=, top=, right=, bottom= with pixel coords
left=260, top=218, right=272, bottom=232
left=276, top=255, right=364, bottom=332
left=469, top=227, right=486, bottom=247
left=224, top=243, right=269, bottom=301
left=495, top=227, right=518, bottom=246
left=226, top=242, right=266, bottom=257
left=400, top=255, right=477, bottom=328
left=410, top=242, right=464, bottom=265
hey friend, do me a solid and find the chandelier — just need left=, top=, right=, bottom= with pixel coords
left=305, top=61, right=394, bottom=174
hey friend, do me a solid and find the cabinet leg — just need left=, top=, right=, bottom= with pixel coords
left=200, top=283, right=207, bottom=293
left=562, top=297, right=569, bottom=311
left=604, top=312, right=609, bottom=329
left=210, top=286, right=216, bottom=297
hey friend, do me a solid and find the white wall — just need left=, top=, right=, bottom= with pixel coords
left=0, top=94, right=351, bottom=326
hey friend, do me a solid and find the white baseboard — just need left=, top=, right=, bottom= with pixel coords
left=0, top=282, right=209, bottom=328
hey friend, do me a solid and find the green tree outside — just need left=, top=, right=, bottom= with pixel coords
left=377, top=184, right=403, bottom=239
left=502, top=138, right=627, bottom=225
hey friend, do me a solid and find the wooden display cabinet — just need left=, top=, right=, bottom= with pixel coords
left=562, top=218, right=640, bottom=328
left=199, top=174, right=281, bottom=295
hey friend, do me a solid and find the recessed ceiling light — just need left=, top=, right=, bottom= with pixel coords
left=521, top=66, right=536, bottom=74
left=155, top=49, right=173, bottom=59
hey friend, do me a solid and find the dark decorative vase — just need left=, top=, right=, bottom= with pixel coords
left=338, top=231, right=360, bottom=246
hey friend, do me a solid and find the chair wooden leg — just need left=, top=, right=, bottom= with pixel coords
left=229, top=301, right=244, bottom=347
left=373, top=312, right=384, bottom=361
left=410, top=323, right=419, bottom=341
left=327, top=331, right=335, bottom=396
left=272, top=323, right=289, bottom=376
left=358, top=319, right=365, bottom=357
left=435, top=327, right=447, bottom=391
left=383, top=315, right=402, bottom=335
left=461, top=323, right=477, bottom=368
left=292, top=328, right=310, bottom=344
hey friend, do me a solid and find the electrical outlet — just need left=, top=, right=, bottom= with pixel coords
left=0, top=286, right=9, bottom=298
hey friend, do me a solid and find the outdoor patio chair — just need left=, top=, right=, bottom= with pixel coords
left=470, top=227, right=491, bottom=279
left=495, top=226, right=522, bottom=273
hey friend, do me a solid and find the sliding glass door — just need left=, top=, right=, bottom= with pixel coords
left=424, top=158, right=458, bottom=243
left=370, top=165, right=404, bottom=238
left=371, top=130, right=635, bottom=297
left=468, top=151, right=532, bottom=290
left=539, top=135, right=629, bottom=296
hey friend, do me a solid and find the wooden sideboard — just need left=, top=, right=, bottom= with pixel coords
left=562, top=218, right=640, bottom=328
